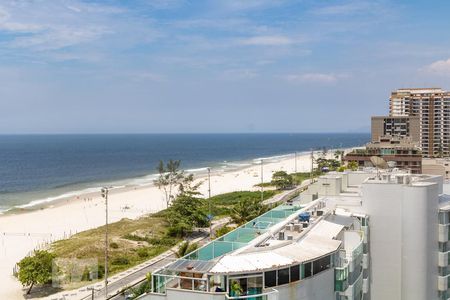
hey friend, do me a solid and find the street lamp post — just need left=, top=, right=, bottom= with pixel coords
left=295, top=152, right=297, bottom=173
left=101, top=187, right=109, bottom=299
left=260, top=159, right=264, bottom=202
left=207, top=168, right=212, bottom=240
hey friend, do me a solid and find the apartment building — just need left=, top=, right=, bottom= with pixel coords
left=423, top=158, right=450, bottom=179
left=371, top=115, right=420, bottom=143
left=343, top=135, right=422, bottom=173
left=137, top=170, right=450, bottom=300
left=390, top=88, right=450, bottom=157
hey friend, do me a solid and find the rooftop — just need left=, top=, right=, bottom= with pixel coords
left=155, top=199, right=351, bottom=277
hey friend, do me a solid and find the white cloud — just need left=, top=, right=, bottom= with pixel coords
left=284, top=73, right=344, bottom=84
left=425, top=58, right=450, bottom=75
left=240, top=35, right=293, bottom=46
left=219, top=69, right=259, bottom=80
left=0, top=1, right=122, bottom=52
left=131, top=71, right=166, bottom=83
left=219, top=0, right=286, bottom=11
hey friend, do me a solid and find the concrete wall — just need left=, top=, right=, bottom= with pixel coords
left=361, top=179, right=440, bottom=300
left=362, top=182, right=403, bottom=300
left=140, top=289, right=226, bottom=300
left=277, top=269, right=335, bottom=300
left=423, top=159, right=450, bottom=179
left=401, top=183, right=438, bottom=300
left=347, top=172, right=374, bottom=186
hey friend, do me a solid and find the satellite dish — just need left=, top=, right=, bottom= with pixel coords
left=370, top=156, right=388, bottom=169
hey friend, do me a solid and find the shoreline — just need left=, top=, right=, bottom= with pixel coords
left=0, top=147, right=354, bottom=299
left=0, top=149, right=317, bottom=216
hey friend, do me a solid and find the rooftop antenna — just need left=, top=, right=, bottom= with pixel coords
left=370, top=156, right=388, bottom=179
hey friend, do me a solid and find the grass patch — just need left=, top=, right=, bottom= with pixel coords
left=51, top=215, right=180, bottom=278
left=204, top=190, right=280, bottom=218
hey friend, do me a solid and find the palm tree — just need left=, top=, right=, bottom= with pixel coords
left=175, top=241, right=198, bottom=258
left=231, top=199, right=268, bottom=225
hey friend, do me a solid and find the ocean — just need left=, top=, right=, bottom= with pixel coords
left=0, top=133, right=369, bottom=212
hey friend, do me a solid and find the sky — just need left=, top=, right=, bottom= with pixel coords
left=1, top=0, right=450, bottom=134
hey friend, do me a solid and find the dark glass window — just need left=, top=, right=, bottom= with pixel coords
left=313, top=255, right=331, bottom=275
left=290, top=265, right=300, bottom=282
left=264, top=271, right=276, bottom=287
left=304, top=262, right=312, bottom=278
left=277, top=268, right=289, bottom=285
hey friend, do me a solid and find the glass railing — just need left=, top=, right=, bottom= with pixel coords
left=335, top=265, right=349, bottom=292
left=225, top=288, right=278, bottom=300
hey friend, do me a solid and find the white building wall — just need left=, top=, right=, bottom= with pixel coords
left=276, top=268, right=335, bottom=300
left=140, top=289, right=226, bottom=300
left=362, top=178, right=440, bottom=300
left=362, top=183, right=403, bottom=300
left=401, top=183, right=438, bottom=300
left=347, top=172, right=375, bottom=186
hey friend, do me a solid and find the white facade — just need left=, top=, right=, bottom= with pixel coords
left=362, top=174, right=440, bottom=300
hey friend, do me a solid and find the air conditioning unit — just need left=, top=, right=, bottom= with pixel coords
left=293, top=224, right=302, bottom=233
left=287, top=235, right=293, bottom=240
left=278, top=231, right=285, bottom=240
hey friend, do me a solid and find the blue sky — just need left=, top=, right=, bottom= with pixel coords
left=1, top=0, right=450, bottom=133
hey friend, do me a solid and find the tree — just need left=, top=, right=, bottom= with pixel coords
left=334, top=150, right=344, bottom=162
left=154, top=160, right=186, bottom=208
left=165, top=173, right=206, bottom=237
left=271, top=171, right=293, bottom=190
left=16, top=250, right=55, bottom=294
left=166, top=193, right=207, bottom=237
left=175, top=241, right=199, bottom=258
left=231, top=198, right=268, bottom=225
left=347, top=161, right=359, bottom=171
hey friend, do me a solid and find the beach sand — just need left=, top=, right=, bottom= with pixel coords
left=0, top=150, right=344, bottom=299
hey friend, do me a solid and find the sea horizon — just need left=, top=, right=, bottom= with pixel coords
left=0, top=133, right=369, bottom=212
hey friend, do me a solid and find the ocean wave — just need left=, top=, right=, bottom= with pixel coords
left=0, top=147, right=347, bottom=213
left=186, top=167, right=210, bottom=173
left=252, top=152, right=308, bottom=163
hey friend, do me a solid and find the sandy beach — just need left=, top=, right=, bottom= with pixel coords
left=0, top=150, right=344, bottom=299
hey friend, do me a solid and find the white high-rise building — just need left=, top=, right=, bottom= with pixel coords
left=137, top=170, right=450, bottom=300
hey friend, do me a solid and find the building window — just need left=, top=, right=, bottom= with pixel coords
left=313, top=255, right=331, bottom=275
left=264, top=271, right=277, bottom=287
left=439, top=212, right=449, bottom=225
left=290, top=265, right=300, bottom=282
left=304, top=262, right=312, bottom=278
left=277, top=268, right=290, bottom=285
left=439, top=242, right=448, bottom=252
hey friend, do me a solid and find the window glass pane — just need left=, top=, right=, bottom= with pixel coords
left=248, top=276, right=263, bottom=296
left=264, top=271, right=277, bottom=287
left=278, top=268, right=289, bottom=285
left=313, top=255, right=331, bottom=275
left=290, top=265, right=300, bottom=282
left=304, top=262, right=312, bottom=278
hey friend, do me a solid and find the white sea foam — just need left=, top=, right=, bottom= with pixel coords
left=1, top=149, right=330, bottom=213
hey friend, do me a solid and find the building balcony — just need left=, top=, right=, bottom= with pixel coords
left=438, top=275, right=449, bottom=291
left=440, top=224, right=449, bottom=242
left=439, top=251, right=449, bottom=267
left=225, top=288, right=279, bottom=300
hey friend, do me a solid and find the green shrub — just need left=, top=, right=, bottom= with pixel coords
left=97, top=265, right=105, bottom=279
left=110, top=242, right=119, bottom=249
left=215, top=225, right=234, bottom=238
left=137, top=248, right=149, bottom=258
left=112, top=257, right=130, bottom=265
left=123, top=234, right=147, bottom=242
